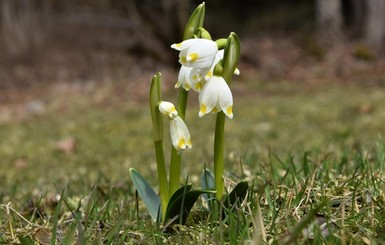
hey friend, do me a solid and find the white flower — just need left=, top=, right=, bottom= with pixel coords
left=205, top=50, right=240, bottom=81
left=170, top=116, right=192, bottom=151
left=189, top=67, right=209, bottom=91
left=171, top=38, right=218, bottom=69
left=199, top=76, right=233, bottom=119
left=159, top=101, right=178, bottom=120
left=158, top=101, right=192, bottom=151
left=175, top=66, right=194, bottom=91
left=175, top=66, right=206, bottom=92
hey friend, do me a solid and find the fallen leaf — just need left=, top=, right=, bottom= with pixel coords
left=55, top=137, right=76, bottom=154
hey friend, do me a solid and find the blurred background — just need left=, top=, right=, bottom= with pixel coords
left=1, top=0, right=384, bottom=94
left=1, top=0, right=385, bottom=152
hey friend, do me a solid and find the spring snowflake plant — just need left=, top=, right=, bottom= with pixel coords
left=129, top=2, right=248, bottom=225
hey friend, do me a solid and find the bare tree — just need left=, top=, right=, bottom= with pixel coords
left=315, top=0, right=343, bottom=41
left=1, top=0, right=51, bottom=57
left=121, top=0, right=189, bottom=63
left=365, top=0, right=385, bottom=48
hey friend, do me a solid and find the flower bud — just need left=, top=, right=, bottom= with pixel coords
left=158, top=101, right=178, bottom=120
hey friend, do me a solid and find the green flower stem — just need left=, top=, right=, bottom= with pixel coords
left=169, top=88, right=188, bottom=196
left=213, top=33, right=240, bottom=200
left=168, top=1, right=202, bottom=198
left=149, top=73, right=168, bottom=222
left=154, top=140, right=168, bottom=221
left=214, top=112, right=226, bottom=200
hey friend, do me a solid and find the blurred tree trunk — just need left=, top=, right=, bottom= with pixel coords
left=1, top=0, right=51, bottom=57
left=365, top=0, right=385, bottom=48
left=315, top=0, right=342, bottom=42
left=123, top=0, right=189, bottom=64
left=350, top=0, right=366, bottom=36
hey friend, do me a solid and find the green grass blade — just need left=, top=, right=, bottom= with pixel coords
left=51, top=188, right=65, bottom=245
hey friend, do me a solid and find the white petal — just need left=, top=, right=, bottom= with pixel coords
left=217, top=49, right=225, bottom=59
left=171, top=39, right=198, bottom=51
left=189, top=67, right=209, bottom=92
left=173, top=39, right=218, bottom=69
left=177, top=66, right=193, bottom=91
left=170, top=116, right=192, bottom=151
left=216, top=77, right=233, bottom=119
left=198, top=77, right=219, bottom=117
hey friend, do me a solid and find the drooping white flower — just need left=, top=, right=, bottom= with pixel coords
left=175, top=66, right=207, bottom=92
left=175, top=66, right=194, bottom=91
left=188, top=67, right=208, bottom=91
left=159, top=101, right=178, bottom=120
left=199, top=75, right=233, bottom=119
left=170, top=116, right=192, bottom=151
left=171, top=38, right=218, bottom=69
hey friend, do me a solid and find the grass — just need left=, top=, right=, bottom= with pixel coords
left=1, top=79, right=385, bottom=243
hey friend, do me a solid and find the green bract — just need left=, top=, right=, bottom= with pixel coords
left=222, top=32, right=241, bottom=84
left=183, top=2, right=205, bottom=40
left=149, top=73, right=163, bottom=141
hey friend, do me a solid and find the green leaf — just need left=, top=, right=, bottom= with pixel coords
left=51, top=188, right=65, bottom=245
left=183, top=2, right=205, bottom=39
left=223, top=181, right=249, bottom=209
left=201, top=169, right=216, bottom=211
left=169, top=184, right=193, bottom=202
left=165, top=185, right=215, bottom=225
left=129, top=168, right=161, bottom=222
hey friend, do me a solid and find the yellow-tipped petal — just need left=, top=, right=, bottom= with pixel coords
left=199, top=104, right=207, bottom=117
left=187, top=53, right=199, bottom=62
left=195, top=81, right=202, bottom=91
left=180, top=56, right=187, bottom=64
left=178, top=138, right=186, bottom=149
left=204, top=70, right=213, bottom=81
left=170, top=116, right=192, bottom=152
left=226, top=106, right=233, bottom=119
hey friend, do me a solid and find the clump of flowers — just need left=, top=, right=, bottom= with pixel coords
left=129, top=2, right=246, bottom=225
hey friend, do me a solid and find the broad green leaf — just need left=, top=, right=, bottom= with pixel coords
left=169, top=184, right=193, bottom=202
left=165, top=185, right=215, bottom=225
left=223, top=181, right=249, bottom=209
left=129, top=168, right=160, bottom=222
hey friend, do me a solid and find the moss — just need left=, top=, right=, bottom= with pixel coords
left=353, top=44, right=375, bottom=61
